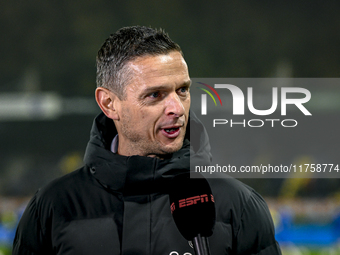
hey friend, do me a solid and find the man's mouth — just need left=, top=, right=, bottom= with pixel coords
left=161, top=126, right=182, bottom=138
left=164, top=127, right=179, bottom=134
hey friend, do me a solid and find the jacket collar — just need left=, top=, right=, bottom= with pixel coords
left=83, top=111, right=211, bottom=195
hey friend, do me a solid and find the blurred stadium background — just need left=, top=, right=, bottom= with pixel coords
left=1, top=1, right=340, bottom=254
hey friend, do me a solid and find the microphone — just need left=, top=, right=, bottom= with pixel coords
left=169, top=172, right=215, bottom=255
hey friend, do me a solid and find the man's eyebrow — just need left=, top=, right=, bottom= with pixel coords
left=142, top=81, right=192, bottom=93
left=184, top=80, right=192, bottom=87
left=142, top=85, right=171, bottom=93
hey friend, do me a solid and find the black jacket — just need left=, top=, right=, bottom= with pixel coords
left=13, top=112, right=281, bottom=255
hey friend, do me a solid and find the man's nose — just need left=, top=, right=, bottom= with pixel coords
left=165, top=93, right=185, bottom=117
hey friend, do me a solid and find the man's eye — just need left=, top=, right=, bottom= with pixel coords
left=149, top=92, right=160, bottom=98
left=178, top=87, right=189, bottom=93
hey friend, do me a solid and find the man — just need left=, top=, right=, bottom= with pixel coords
left=13, top=26, right=281, bottom=254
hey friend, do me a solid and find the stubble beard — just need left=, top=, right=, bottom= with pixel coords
left=119, top=112, right=185, bottom=156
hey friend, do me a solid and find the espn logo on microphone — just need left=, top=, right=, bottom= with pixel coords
left=170, top=194, right=215, bottom=214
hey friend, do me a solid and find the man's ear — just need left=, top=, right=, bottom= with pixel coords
left=95, top=87, right=120, bottom=120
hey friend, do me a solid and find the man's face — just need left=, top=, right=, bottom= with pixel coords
left=114, top=51, right=191, bottom=157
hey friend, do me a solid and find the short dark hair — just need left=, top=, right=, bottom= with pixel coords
left=96, top=26, right=182, bottom=99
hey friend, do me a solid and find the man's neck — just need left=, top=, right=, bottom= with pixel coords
left=111, top=135, right=166, bottom=159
